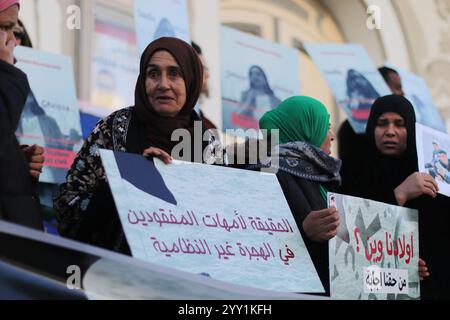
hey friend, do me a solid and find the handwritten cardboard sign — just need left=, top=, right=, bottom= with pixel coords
left=100, top=150, right=324, bottom=293
left=362, top=267, right=409, bottom=295
left=328, top=193, right=420, bottom=300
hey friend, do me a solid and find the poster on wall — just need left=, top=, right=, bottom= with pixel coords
left=328, top=193, right=420, bottom=300
left=221, top=26, right=300, bottom=134
left=134, top=0, right=190, bottom=56
left=100, top=150, right=324, bottom=293
left=305, top=44, right=391, bottom=134
left=385, top=64, right=447, bottom=133
left=91, top=4, right=139, bottom=111
left=14, top=46, right=83, bottom=184
left=416, top=122, right=450, bottom=197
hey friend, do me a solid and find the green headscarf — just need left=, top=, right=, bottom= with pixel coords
left=259, top=96, right=331, bottom=200
left=259, top=96, right=330, bottom=148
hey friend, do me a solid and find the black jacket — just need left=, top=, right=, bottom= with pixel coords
left=0, top=60, right=43, bottom=230
left=277, top=171, right=336, bottom=296
left=413, top=195, right=450, bottom=300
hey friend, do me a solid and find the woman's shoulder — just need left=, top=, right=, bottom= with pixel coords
left=101, top=107, right=134, bottom=124
left=85, top=107, right=134, bottom=148
left=277, top=170, right=329, bottom=200
left=277, top=170, right=317, bottom=191
left=276, top=171, right=323, bottom=214
left=92, top=107, right=134, bottom=133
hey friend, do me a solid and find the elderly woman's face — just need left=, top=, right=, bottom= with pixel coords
left=374, top=112, right=407, bottom=157
left=145, top=50, right=187, bottom=117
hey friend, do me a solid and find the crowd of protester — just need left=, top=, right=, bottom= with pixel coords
left=1, top=0, right=449, bottom=299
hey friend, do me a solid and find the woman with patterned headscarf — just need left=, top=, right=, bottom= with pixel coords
left=256, top=96, right=341, bottom=295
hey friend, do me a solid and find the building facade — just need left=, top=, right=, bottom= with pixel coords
left=19, top=0, right=450, bottom=132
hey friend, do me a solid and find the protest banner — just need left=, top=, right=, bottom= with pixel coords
left=14, top=46, right=83, bottom=184
left=305, top=44, right=391, bottom=133
left=100, top=150, right=324, bottom=293
left=221, top=26, right=300, bottom=134
left=91, top=4, right=138, bottom=110
left=386, top=64, right=447, bottom=133
left=416, top=123, right=450, bottom=197
left=328, top=193, right=420, bottom=300
left=134, top=0, right=190, bottom=56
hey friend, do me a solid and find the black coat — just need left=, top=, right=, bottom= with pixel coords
left=409, top=195, right=450, bottom=300
left=0, top=60, right=43, bottom=230
left=277, top=171, right=336, bottom=296
left=340, top=95, right=450, bottom=300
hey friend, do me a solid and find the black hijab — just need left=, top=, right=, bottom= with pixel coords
left=366, top=96, right=450, bottom=299
left=341, top=95, right=418, bottom=204
left=366, top=94, right=418, bottom=187
left=340, top=96, right=450, bottom=299
left=134, top=37, right=203, bottom=155
left=366, top=95, right=417, bottom=162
